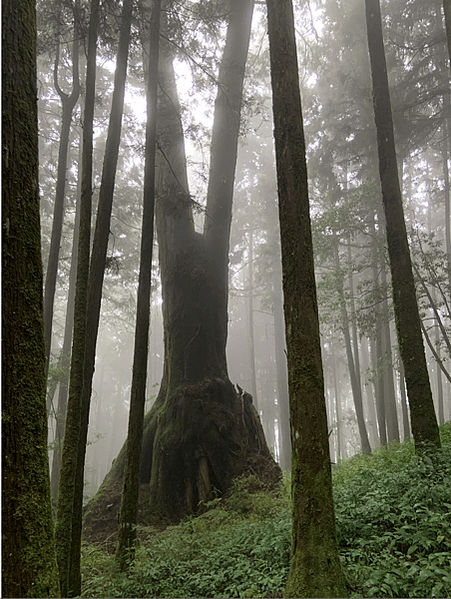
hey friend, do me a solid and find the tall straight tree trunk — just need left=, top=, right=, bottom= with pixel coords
left=2, top=0, right=60, bottom=592
left=55, top=0, right=100, bottom=595
left=365, top=0, right=440, bottom=451
left=443, top=0, right=451, bottom=64
left=247, top=228, right=259, bottom=408
left=266, top=0, right=348, bottom=596
left=334, top=244, right=372, bottom=454
left=116, top=0, right=160, bottom=570
left=44, top=29, right=80, bottom=379
left=51, top=146, right=81, bottom=501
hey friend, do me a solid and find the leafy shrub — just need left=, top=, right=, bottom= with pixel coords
left=335, top=439, right=451, bottom=598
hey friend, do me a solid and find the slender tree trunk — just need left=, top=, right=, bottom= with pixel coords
left=266, top=0, right=348, bottom=596
left=443, top=0, right=451, bottom=65
left=51, top=153, right=81, bottom=501
left=55, top=0, right=99, bottom=595
left=68, top=0, right=134, bottom=592
left=332, top=350, right=343, bottom=460
left=334, top=244, right=372, bottom=454
left=365, top=0, right=440, bottom=451
left=380, top=265, right=400, bottom=442
left=2, top=0, right=60, bottom=592
left=360, top=336, right=380, bottom=448
left=247, top=228, right=259, bottom=408
left=44, top=31, right=80, bottom=379
left=116, top=0, right=160, bottom=570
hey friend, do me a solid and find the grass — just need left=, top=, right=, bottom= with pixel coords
left=80, top=421, right=451, bottom=598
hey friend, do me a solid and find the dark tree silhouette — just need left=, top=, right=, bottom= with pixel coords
left=116, top=0, right=161, bottom=570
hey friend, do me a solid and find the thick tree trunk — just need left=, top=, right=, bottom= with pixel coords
left=365, top=0, right=441, bottom=451
left=266, top=0, right=348, bottom=596
left=145, top=0, right=279, bottom=522
left=83, top=0, right=279, bottom=536
left=2, top=0, right=60, bottom=593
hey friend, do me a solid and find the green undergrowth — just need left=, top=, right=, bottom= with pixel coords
left=81, top=422, right=451, bottom=598
left=335, top=422, right=451, bottom=598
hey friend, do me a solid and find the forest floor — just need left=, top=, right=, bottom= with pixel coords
left=80, top=421, right=451, bottom=598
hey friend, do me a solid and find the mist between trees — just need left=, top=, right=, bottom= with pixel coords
left=3, top=0, right=450, bottom=596
left=41, top=0, right=450, bottom=497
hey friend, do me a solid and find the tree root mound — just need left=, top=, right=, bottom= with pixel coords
left=83, top=377, right=281, bottom=544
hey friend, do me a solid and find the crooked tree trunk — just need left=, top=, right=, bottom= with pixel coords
left=44, top=28, right=80, bottom=380
left=365, top=0, right=440, bottom=451
left=84, top=0, right=279, bottom=536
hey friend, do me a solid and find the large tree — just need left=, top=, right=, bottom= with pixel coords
left=265, top=0, right=348, bottom=596
left=2, top=0, right=60, bottom=593
left=364, top=0, right=441, bottom=452
left=84, top=0, right=279, bottom=534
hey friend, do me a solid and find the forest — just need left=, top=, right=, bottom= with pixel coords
left=2, top=0, right=450, bottom=597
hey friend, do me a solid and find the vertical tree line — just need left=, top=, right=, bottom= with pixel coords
left=2, top=0, right=60, bottom=593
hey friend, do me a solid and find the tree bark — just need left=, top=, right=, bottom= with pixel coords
left=2, top=0, right=60, bottom=592
left=266, top=0, right=348, bottom=596
left=365, top=0, right=441, bottom=451
left=116, top=0, right=161, bottom=570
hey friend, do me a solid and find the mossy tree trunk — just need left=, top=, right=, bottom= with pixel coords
left=2, top=0, right=60, bottom=593
left=364, top=0, right=441, bottom=452
left=266, top=0, right=348, bottom=596
left=116, top=0, right=161, bottom=570
left=84, top=0, right=280, bottom=534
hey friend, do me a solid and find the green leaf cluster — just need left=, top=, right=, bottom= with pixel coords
left=334, top=422, right=451, bottom=598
